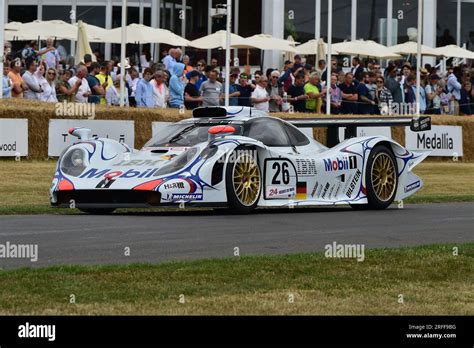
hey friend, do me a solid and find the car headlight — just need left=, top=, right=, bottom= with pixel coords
left=60, top=148, right=87, bottom=177
left=154, top=147, right=198, bottom=177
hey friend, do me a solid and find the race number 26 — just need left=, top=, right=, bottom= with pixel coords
left=272, top=162, right=290, bottom=185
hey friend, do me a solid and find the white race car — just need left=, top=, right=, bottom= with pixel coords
left=50, top=107, right=431, bottom=214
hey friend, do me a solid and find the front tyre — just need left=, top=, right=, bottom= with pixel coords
left=365, top=144, right=398, bottom=210
left=225, top=147, right=262, bottom=214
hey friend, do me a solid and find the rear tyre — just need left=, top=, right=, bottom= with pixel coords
left=225, top=146, right=262, bottom=214
left=365, top=144, right=398, bottom=210
left=79, top=208, right=116, bottom=215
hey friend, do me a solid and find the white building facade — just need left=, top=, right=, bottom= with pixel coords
left=4, top=0, right=474, bottom=69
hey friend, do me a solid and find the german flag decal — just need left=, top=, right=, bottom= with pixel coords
left=296, top=182, right=307, bottom=200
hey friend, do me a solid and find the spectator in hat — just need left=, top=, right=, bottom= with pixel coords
left=184, top=70, right=203, bottom=110
left=187, top=59, right=207, bottom=90
left=237, top=73, right=253, bottom=107
left=279, top=60, right=294, bottom=93
left=267, top=70, right=284, bottom=112
left=222, top=72, right=240, bottom=106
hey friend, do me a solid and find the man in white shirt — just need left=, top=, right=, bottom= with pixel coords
left=68, top=66, right=91, bottom=103
left=150, top=70, right=168, bottom=108
left=106, top=79, right=129, bottom=106
left=22, top=59, right=42, bottom=100
left=251, top=75, right=270, bottom=112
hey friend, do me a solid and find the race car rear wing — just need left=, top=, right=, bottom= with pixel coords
left=287, top=116, right=431, bottom=147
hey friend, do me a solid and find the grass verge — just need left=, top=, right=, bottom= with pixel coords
left=0, top=160, right=473, bottom=214
left=0, top=243, right=472, bottom=315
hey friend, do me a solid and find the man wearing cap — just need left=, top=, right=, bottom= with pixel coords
left=184, top=70, right=203, bottom=110
left=237, top=73, right=253, bottom=107
left=278, top=61, right=294, bottom=93
left=425, top=74, right=442, bottom=114
left=221, top=73, right=240, bottom=107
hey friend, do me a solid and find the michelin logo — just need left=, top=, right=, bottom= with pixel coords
left=404, top=181, right=421, bottom=193
left=172, top=194, right=203, bottom=201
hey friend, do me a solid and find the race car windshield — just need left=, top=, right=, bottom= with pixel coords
left=144, top=123, right=243, bottom=148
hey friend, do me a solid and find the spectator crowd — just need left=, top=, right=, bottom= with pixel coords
left=2, top=39, right=474, bottom=116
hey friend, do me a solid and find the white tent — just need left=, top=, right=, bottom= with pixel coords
left=189, top=30, right=248, bottom=49
left=106, top=24, right=190, bottom=46
left=4, top=20, right=78, bottom=40
left=389, top=41, right=439, bottom=56
left=296, top=39, right=340, bottom=56
left=235, top=34, right=297, bottom=53
left=434, top=45, right=474, bottom=59
left=81, top=23, right=113, bottom=43
left=332, top=40, right=401, bottom=59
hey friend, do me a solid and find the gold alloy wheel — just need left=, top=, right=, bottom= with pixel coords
left=232, top=153, right=261, bottom=206
left=371, top=153, right=396, bottom=202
